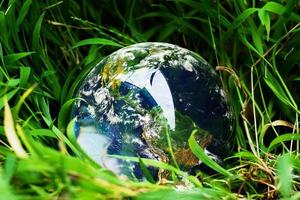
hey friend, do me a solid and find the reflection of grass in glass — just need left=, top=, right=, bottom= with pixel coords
left=0, top=1, right=299, bottom=199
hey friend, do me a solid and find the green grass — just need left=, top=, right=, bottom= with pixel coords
left=0, top=0, right=300, bottom=199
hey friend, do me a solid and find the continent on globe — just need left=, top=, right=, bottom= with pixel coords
left=72, top=42, right=233, bottom=181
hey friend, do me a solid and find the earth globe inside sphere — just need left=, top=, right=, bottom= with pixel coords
left=72, top=42, right=233, bottom=181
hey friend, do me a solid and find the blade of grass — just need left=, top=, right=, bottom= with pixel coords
left=14, top=84, right=37, bottom=116
left=188, top=130, right=233, bottom=177
left=138, top=157, right=155, bottom=183
left=264, top=70, right=297, bottom=112
left=277, top=154, right=294, bottom=198
left=0, top=168, right=20, bottom=200
left=0, top=88, right=19, bottom=110
left=19, top=67, right=31, bottom=88
left=4, top=98, right=28, bottom=159
left=71, top=38, right=123, bottom=49
left=32, top=12, right=45, bottom=51
left=268, top=134, right=300, bottom=152
left=110, top=154, right=202, bottom=187
left=16, top=0, right=32, bottom=29
left=4, top=52, right=34, bottom=65
left=57, top=98, right=75, bottom=131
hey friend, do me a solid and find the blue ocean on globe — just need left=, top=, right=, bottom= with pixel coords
left=72, top=42, right=233, bottom=181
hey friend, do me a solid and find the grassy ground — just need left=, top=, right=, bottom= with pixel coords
left=0, top=0, right=299, bottom=199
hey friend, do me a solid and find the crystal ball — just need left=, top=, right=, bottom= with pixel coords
left=72, top=42, right=233, bottom=180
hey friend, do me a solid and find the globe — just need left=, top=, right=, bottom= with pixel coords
left=72, top=42, right=233, bottom=181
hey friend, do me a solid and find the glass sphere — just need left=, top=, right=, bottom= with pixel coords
left=72, top=42, right=233, bottom=180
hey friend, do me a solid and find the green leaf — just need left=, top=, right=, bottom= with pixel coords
left=277, top=154, right=294, bottom=198
left=72, top=38, right=123, bottom=49
left=110, top=154, right=202, bottom=187
left=262, top=2, right=286, bottom=15
left=14, top=84, right=37, bottom=118
left=230, top=8, right=258, bottom=30
left=239, top=32, right=264, bottom=58
left=158, top=21, right=178, bottom=41
left=66, top=118, right=77, bottom=144
left=0, top=11, right=9, bottom=48
left=188, top=131, right=233, bottom=177
left=4, top=52, right=34, bottom=65
left=135, top=188, right=228, bottom=200
left=233, top=151, right=259, bottom=162
left=0, top=89, right=19, bottom=110
left=39, top=58, right=61, bottom=100
left=16, top=124, right=36, bottom=156
left=0, top=168, right=20, bottom=200
left=32, top=12, right=45, bottom=51
left=264, top=70, right=295, bottom=110
left=16, top=0, right=32, bottom=29
left=138, top=157, right=155, bottom=183
left=19, top=67, right=31, bottom=88
left=268, top=133, right=300, bottom=152
left=258, top=9, right=270, bottom=41
left=29, top=129, right=56, bottom=138
left=42, top=115, right=81, bottom=157
left=60, top=67, right=79, bottom=104
left=4, top=156, right=16, bottom=183
left=58, top=99, right=75, bottom=131
left=5, top=79, right=19, bottom=87
left=250, top=25, right=264, bottom=54
left=37, top=97, right=52, bottom=123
